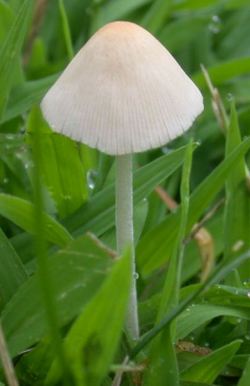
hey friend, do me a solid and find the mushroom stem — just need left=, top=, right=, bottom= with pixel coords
left=116, top=154, right=139, bottom=341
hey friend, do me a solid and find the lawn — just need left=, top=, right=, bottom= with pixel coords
left=0, top=1, right=250, bottom=385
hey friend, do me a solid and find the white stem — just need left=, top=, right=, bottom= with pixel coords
left=116, top=154, right=139, bottom=341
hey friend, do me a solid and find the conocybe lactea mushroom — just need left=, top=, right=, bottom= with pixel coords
left=41, top=21, right=204, bottom=341
left=41, top=21, right=203, bottom=155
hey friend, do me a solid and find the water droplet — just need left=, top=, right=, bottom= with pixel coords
left=86, top=6, right=94, bottom=16
left=15, top=152, right=21, bottom=159
left=133, top=272, right=139, bottom=280
left=186, top=307, right=190, bottom=312
left=161, top=146, right=172, bottom=154
left=19, top=126, right=26, bottom=134
left=246, top=335, right=250, bottom=340
left=204, top=342, right=210, bottom=347
left=227, top=93, right=234, bottom=102
left=247, top=292, right=250, bottom=298
left=194, top=140, right=202, bottom=146
left=63, top=195, right=71, bottom=201
left=87, top=169, right=98, bottom=190
left=5, top=134, right=15, bottom=140
left=58, top=292, right=67, bottom=300
left=232, top=239, right=244, bottom=252
left=209, top=15, right=221, bottom=34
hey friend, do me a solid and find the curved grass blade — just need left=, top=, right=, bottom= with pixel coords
left=0, top=193, right=72, bottom=247
left=181, top=340, right=242, bottom=383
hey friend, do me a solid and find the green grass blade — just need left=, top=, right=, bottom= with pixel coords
left=0, top=228, right=27, bottom=310
left=223, top=103, right=250, bottom=276
left=0, top=193, right=72, bottom=247
left=238, top=357, right=250, bottom=386
left=32, top=102, right=70, bottom=386
left=46, top=249, right=131, bottom=386
left=181, top=340, right=242, bottom=383
left=176, top=303, right=250, bottom=340
left=1, top=234, right=114, bottom=358
left=193, top=57, right=250, bottom=88
left=58, top=0, right=74, bottom=61
left=0, top=0, right=33, bottom=118
left=1, top=75, right=58, bottom=124
left=137, top=138, right=250, bottom=276
left=141, top=0, right=172, bottom=33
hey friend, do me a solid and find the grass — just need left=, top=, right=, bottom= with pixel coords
left=1, top=0, right=250, bottom=385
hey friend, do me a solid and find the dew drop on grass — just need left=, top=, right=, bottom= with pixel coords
left=63, top=194, right=72, bottom=201
left=5, top=134, right=15, bottom=140
left=209, top=15, right=221, bottom=34
left=247, top=292, right=250, bottom=298
left=19, top=126, right=26, bottom=134
left=195, top=141, right=202, bottom=147
left=87, top=169, right=98, bottom=190
left=133, top=272, right=139, bottom=280
left=227, top=93, right=234, bottom=102
left=161, top=146, right=171, bottom=154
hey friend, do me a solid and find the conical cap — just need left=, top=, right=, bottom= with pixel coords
left=41, top=21, right=203, bottom=155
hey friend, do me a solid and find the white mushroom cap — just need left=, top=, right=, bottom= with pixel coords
left=41, top=21, right=203, bottom=155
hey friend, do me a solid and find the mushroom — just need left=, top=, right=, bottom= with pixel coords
left=41, top=21, right=203, bottom=341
